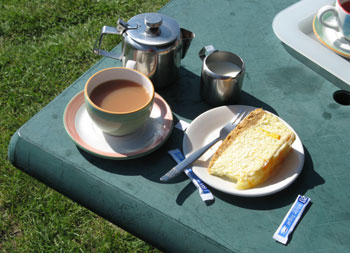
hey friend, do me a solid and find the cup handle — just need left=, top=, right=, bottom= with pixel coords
left=317, top=5, right=340, bottom=32
left=199, top=45, right=217, bottom=61
left=125, top=60, right=136, bottom=69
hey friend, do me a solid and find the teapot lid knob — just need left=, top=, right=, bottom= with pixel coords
left=144, top=14, right=162, bottom=29
left=126, top=13, right=180, bottom=46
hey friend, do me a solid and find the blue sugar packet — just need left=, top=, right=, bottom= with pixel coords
left=168, top=149, right=214, bottom=202
left=273, top=195, right=311, bottom=244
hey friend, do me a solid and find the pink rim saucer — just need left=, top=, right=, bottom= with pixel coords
left=63, top=91, right=173, bottom=160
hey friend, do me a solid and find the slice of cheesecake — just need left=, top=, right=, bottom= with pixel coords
left=208, top=108, right=295, bottom=190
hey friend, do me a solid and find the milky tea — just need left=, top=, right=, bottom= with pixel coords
left=90, top=80, right=150, bottom=112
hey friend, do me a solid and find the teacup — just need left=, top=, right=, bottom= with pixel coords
left=84, top=67, right=155, bottom=136
left=317, top=0, right=350, bottom=40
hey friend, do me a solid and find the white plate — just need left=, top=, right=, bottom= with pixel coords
left=272, top=0, right=350, bottom=90
left=64, top=91, right=173, bottom=160
left=182, top=105, right=305, bottom=197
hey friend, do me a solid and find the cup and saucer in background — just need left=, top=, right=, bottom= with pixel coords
left=313, top=0, right=350, bottom=58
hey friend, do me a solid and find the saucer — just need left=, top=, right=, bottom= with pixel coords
left=313, top=13, right=350, bottom=58
left=63, top=91, right=173, bottom=159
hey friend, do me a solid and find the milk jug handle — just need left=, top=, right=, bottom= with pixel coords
left=199, top=45, right=217, bottom=61
left=93, top=26, right=123, bottom=60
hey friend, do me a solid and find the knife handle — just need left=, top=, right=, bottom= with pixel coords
left=160, top=136, right=219, bottom=182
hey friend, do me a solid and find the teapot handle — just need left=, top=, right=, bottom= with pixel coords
left=199, top=45, right=217, bottom=61
left=93, top=26, right=123, bottom=60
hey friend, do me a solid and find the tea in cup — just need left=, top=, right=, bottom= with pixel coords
left=84, top=67, right=154, bottom=136
left=199, top=45, right=245, bottom=106
left=317, top=0, right=350, bottom=40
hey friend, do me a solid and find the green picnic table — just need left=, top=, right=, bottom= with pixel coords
left=8, top=0, right=350, bottom=252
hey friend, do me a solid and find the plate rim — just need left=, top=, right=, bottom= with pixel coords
left=63, top=90, right=173, bottom=160
left=182, top=105, right=305, bottom=197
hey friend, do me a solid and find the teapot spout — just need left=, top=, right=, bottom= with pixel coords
left=181, top=28, right=195, bottom=59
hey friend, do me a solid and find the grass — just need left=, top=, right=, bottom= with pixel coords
left=0, top=0, right=168, bottom=252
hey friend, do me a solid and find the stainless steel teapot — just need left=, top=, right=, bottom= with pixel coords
left=93, top=13, right=195, bottom=89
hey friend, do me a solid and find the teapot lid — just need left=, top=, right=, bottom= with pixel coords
left=126, top=13, right=180, bottom=46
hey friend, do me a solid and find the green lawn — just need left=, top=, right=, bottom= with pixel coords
left=0, top=0, right=168, bottom=252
